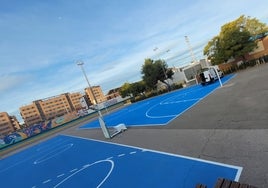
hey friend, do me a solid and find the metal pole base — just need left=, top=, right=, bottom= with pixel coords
left=98, top=117, right=111, bottom=139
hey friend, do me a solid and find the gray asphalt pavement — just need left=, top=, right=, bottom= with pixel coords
left=64, top=63, right=268, bottom=187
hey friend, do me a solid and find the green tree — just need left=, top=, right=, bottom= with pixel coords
left=130, top=81, right=146, bottom=97
left=238, top=16, right=268, bottom=36
left=141, top=58, right=173, bottom=90
left=204, top=15, right=268, bottom=65
left=119, top=81, right=146, bottom=98
left=119, top=82, right=131, bottom=98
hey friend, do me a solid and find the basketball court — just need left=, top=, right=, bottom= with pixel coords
left=80, top=74, right=235, bottom=129
left=0, top=74, right=244, bottom=188
left=0, top=134, right=242, bottom=188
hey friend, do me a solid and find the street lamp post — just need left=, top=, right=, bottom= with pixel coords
left=153, top=48, right=171, bottom=91
left=77, top=61, right=111, bottom=138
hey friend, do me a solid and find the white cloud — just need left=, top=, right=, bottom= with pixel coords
left=1, top=0, right=268, bottom=115
left=0, top=74, right=32, bottom=93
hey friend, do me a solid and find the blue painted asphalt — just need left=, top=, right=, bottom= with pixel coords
left=80, top=74, right=235, bottom=129
left=0, top=134, right=242, bottom=188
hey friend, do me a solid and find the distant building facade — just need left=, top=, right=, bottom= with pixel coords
left=246, top=35, right=268, bottom=61
left=0, top=112, right=21, bottom=137
left=20, top=92, right=83, bottom=126
left=182, top=63, right=202, bottom=84
left=85, top=86, right=106, bottom=105
left=66, top=92, right=84, bottom=111
left=19, top=103, right=43, bottom=126
left=171, top=67, right=186, bottom=84
left=156, top=67, right=187, bottom=91
left=106, top=88, right=121, bottom=100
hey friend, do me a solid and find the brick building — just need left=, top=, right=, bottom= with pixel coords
left=20, top=92, right=83, bottom=126
left=0, top=112, right=21, bottom=137
left=246, top=35, right=268, bottom=60
left=85, top=86, right=106, bottom=105
left=106, top=88, right=121, bottom=100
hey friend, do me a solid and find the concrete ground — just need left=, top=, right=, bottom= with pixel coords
left=63, top=63, right=268, bottom=188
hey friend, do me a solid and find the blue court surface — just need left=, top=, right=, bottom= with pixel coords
left=80, top=74, right=235, bottom=129
left=0, top=134, right=242, bottom=188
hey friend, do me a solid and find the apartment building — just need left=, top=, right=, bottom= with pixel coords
left=0, top=112, right=20, bottom=137
left=85, top=86, right=106, bottom=105
left=20, top=92, right=83, bottom=126
left=68, top=92, right=84, bottom=110
left=19, top=103, right=43, bottom=126
left=106, top=88, right=121, bottom=100
left=35, top=94, right=73, bottom=120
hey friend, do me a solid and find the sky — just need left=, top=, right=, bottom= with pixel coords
left=0, top=0, right=268, bottom=120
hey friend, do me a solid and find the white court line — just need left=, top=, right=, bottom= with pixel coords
left=57, top=174, right=65, bottom=178
left=0, top=137, right=72, bottom=173
left=165, top=74, right=237, bottom=125
left=161, top=98, right=201, bottom=104
left=53, top=159, right=114, bottom=188
left=147, top=74, right=236, bottom=120
left=146, top=90, right=203, bottom=118
left=43, top=179, right=51, bottom=184
left=70, top=168, right=78, bottom=173
left=79, top=75, right=237, bottom=129
left=64, top=134, right=242, bottom=181
left=127, top=102, right=150, bottom=112
left=36, top=147, right=137, bottom=187
left=36, top=137, right=72, bottom=152
left=146, top=103, right=177, bottom=118
left=33, top=143, right=74, bottom=165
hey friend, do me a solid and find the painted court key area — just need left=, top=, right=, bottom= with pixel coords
left=0, top=135, right=242, bottom=188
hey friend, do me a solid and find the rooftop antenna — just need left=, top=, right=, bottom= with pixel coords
left=184, top=36, right=197, bottom=63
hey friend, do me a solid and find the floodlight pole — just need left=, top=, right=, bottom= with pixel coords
left=77, top=61, right=111, bottom=138
left=185, top=36, right=197, bottom=63
left=153, top=47, right=171, bottom=91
